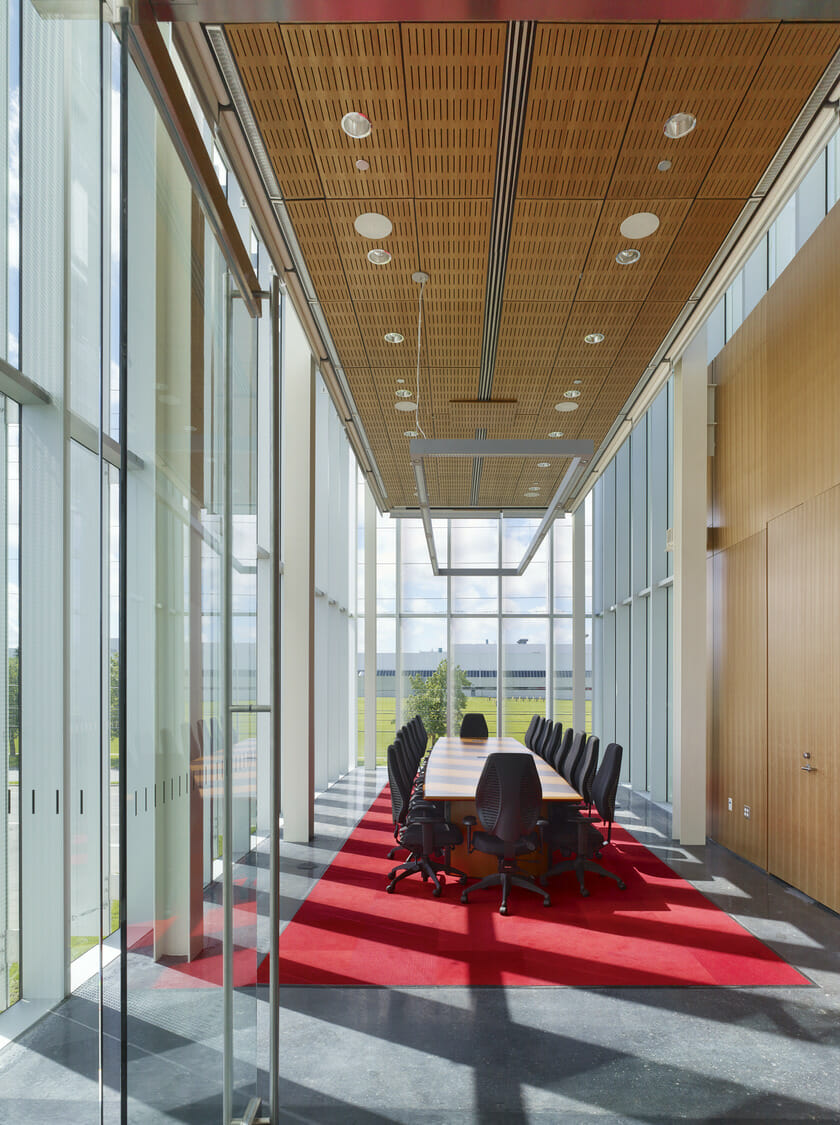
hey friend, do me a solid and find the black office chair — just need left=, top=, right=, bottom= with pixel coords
left=571, top=734, right=600, bottom=812
left=460, top=753, right=551, bottom=915
left=541, top=742, right=626, bottom=897
left=550, top=727, right=574, bottom=775
left=524, top=714, right=540, bottom=750
left=540, top=722, right=564, bottom=767
left=560, top=729, right=587, bottom=785
left=534, top=718, right=554, bottom=759
left=386, top=741, right=467, bottom=897
left=460, top=711, right=489, bottom=739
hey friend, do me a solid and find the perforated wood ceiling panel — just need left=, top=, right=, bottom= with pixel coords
left=225, top=18, right=840, bottom=510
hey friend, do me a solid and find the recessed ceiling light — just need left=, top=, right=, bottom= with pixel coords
left=657, top=159, right=672, bottom=172
left=403, top=430, right=418, bottom=437
left=395, top=401, right=417, bottom=412
left=396, top=388, right=412, bottom=398
left=555, top=402, right=579, bottom=413
left=367, top=248, right=391, bottom=265
left=573, top=379, right=582, bottom=384
left=537, top=462, right=550, bottom=468
left=396, top=377, right=405, bottom=383
left=549, top=431, right=564, bottom=438
left=620, top=212, right=660, bottom=239
left=664, top=112, right=696, bottom=139
left=354, top=212, right=393, bottom=239
left=355, top=158, right=370, bottom=171
left=341, top=111, right=371, bottom=139
left=412, top=270, right=430, bottom=284
left=616, top=248, right=641, bottom=265
left=384, top=332, right=404, bottom=344
left=584, top=333, right=604, bottom=345
left=564, top=389, right=581, bottom=399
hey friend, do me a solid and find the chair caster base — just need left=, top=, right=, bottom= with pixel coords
left=460, top=891, right=469, bottom=904
left=580, top=887, right=590, bottom=897
left=617, top=880, right=626, bottom=890
left=543, top=897, right=551, bottom=907
left=386, top=882, right=395, bottom=893
left=499, top=905, right=508, bottom=916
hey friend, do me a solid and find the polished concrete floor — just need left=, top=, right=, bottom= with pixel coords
left=1, top=768, right=839, bottom=1123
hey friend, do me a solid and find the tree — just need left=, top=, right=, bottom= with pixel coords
left=405, top=657, right=470, bottom=744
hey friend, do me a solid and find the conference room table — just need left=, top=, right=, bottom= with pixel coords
left=423, top=734, right=581, bottom=876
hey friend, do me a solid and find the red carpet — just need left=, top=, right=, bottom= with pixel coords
left=259, top=787, right=810, bottom=989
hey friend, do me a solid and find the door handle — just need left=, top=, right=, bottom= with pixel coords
left=801, top=764, right=817, bottom=772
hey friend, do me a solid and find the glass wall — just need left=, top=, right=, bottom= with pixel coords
left=591, top=380, right=673, bottom=800
left=358, top=499, right=593, bottom=762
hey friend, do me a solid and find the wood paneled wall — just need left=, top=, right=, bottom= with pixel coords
left=709, top=197, right=840, bottom=912
left=709, top=531, right=767, bottom=869
left=767, top=490, right=840, bottom=911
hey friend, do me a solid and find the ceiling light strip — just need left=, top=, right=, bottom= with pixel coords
left=753, top=41, right=840, bottom=198
left=477, top=20, right=535, bottom=403
left=409, top=439, right=592, bottom=576
left=470, top=427, right=487, bottom=506
left=205, top=26, right=282, bottom=200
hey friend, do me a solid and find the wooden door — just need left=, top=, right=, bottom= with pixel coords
left=767, top=487, right=840, bottom=913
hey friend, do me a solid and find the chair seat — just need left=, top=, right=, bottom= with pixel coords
left=471, top=829, right=540, bottom=859
left=399, top=820, right=462, bottom=850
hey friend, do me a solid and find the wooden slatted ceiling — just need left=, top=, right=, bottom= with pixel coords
left=401, top=24, right=506, bottom=199
left=517, top=24, right=657, bottom=200
left=608, top=23, right=778, bottom=200
left=225, top=19, right=840, bottom=510
left=224, top=24, right=322, bottom=200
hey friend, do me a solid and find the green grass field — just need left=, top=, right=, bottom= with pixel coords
left=357, top=696, right=591, bottom=765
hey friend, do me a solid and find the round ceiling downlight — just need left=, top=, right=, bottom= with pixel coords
left=657, top=159, right=672, bottom=172
left=554, top=402, right=579, bottom=413
left=396, top=388, right=412, bottom=398
left=384, top=332, right=404, bottom=344
left=395, top=400, right=418, bottom=412
left=537, top=462, right=550, bottom=469
left=367, top=248, right=392, bottom=265
left=616, top=248, right=641, bottom=265
left=412, top=270, right=430, bottom=285
left=354, top=212, right=393, bottom=239
left=403, top=430, right=418, bottom=437
left=664, top=112, right=696, bottom=139
left=584, top=333, right=604, bottom=345
left=355, top=158, right=370, bottom=171
left=620, top=212, right=660, bottom=239
left=341, top=111, right=371, bottom=139
left=549, top=431, right=564, bottom=438
left=564, top=389, right=581, bottom=399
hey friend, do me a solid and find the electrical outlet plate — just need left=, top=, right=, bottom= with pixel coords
left=727, top=797, right=733, bottom=811
left=743, top=805, right=751, bottom=818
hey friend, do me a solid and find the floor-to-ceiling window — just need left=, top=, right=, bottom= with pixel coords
left=358, top=498, right=592, bottom=761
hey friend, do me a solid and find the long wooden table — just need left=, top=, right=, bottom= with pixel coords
left=423, top=735, right=580, bottom=875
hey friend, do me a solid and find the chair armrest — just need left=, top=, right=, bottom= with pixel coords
left=463, top=814, right=476, bottom=851
left=536, top=817, right=550, bottom=847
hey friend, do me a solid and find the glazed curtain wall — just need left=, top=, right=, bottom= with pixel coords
left=591, top=381, right=674, bottom=802
left=357, top=498, right=592, bottom=762
left=0, top=5, right=295, bottom=1120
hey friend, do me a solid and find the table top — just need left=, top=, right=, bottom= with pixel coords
left=423, top=735, right=580, bottom=802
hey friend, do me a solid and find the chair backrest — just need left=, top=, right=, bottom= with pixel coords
left=411, top=714, right=428, bottom=751
left=523, top=714, right=540, bottom=750
left=561, top=729, right=587, bottom=785
left=591, top=743, right=623, bottom=836
left=474, top=753, right=543, bottom=843
left=387, top=741, right=412, bottom=827
left=541, top=722, right=563, bottom=767
left=572, top=734, right=600, bottom=804
left=460, top=711, right=489, bottom=739
left=534, top=718, right=554, bottom=759
left=552, top=727, right=574, bottom=775
left=400, top=722, right=425, bottom=770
